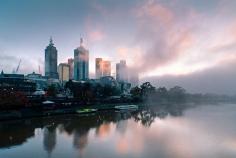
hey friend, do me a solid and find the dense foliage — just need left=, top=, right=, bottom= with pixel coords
left=0, top=89, right=29, bottom=110
left=65, top=80, right=121, bottom=103
left=130, top=82, right=186, bottom=103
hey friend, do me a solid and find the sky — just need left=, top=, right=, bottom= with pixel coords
left=0, top=0, right=236, bottom=94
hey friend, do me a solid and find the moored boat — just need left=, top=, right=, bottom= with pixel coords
left=76, top=108, right=98, bottom=114
left=115, top=105, right=139, bottom=111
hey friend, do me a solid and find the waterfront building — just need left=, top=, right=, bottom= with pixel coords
left=58, top=63, right=70, bottom=82
left=74, top=38, right=89, bottom=81
left=95, top=58, right=103, bottom=79
left=26, top=72, right=47, bottom=90
left=95, top=58, right=111, bottom=78
left=68, top=58, right=74, bottom=80
left=45, top=37, right=59, bottom=79
left=102, top=60, right=111, bottom=76
left=129, top=72, right=139, bottom=87
left=116, top=60, right=128, bottom=82
left=0, top=72, right=36, bottom=94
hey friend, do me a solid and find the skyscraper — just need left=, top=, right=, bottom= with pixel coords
left=129, top=71, right=139, bottom=87
left=95, top=58, right=111, bottom=78
left=58, top=63, right=70, bottom=82
left=116, top=60, right=127, bottom=82
left=74, top=38, right=89, bottom=81
left=95, top=58, right=103, bottom=79
left=68, top=58, right=74, bottom=80
left=45, top=37, right=59, bottom=79
left=102, top=60, right=111, bottom=76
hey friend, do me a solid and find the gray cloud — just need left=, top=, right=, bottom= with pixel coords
left=0, top=54, right=38, bottom=74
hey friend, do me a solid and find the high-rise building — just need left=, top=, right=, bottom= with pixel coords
left=95, top=58, right=103, bottom=79
left=116, top=60, right=128, bottom=82
left=45, top=37, right=59, bottom=79
left=74, top=38, right=89, bottom=81
left=102, top=60, right=111, bottom=76
left=129, top=72, right=139, bottom=87
left=58, top=63, right=70, bottom=82
left=95, top=58, right=111, bottom=78
left=68, top=58, right=74, bottom=80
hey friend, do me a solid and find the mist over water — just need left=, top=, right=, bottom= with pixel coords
left=1, top=103, right=236, bottom=158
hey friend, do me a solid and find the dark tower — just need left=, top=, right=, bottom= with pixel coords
left=45, top=37, right=59, bottom=79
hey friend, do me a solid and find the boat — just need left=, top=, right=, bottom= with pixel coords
left=115, top=105, right=139, bottom=111
left=42, top=100, right=56, bottom=110
left=76, top=108, right=98, bottom=114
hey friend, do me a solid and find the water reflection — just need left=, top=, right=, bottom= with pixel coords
left=43, top=125, right=57, bottom=156
left=2, top=103, right=235, bottom=158
left=0, top=104, right=186, bottom=150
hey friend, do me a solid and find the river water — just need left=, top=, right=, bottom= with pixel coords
left=1, top=103, right=236, bottom=158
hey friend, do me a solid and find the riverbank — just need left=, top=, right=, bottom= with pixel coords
left=0, top=103, right=142, bottom=121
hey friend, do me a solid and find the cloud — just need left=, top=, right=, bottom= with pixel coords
left=125, top=0, right=197, bottom=74
left=84, top=16, right=106, bottom=44
left=88, top=30, right=106, bottom=42
left=0, top=54, right=39, bottom=74
left=0, top=54, right=18, bottom=72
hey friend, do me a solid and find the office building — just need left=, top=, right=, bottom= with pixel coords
left=116, top=60, right=128, bottom=82
left=95, top=58, right=111, bottom=78
left=74, top=38, right=89, bottom=81
left=68, top=58, right=74, bottom=80
left=45, top=37, right=59, bottom=79
left=129, top=71, right=139, bottom=87
left=95, top=58, right=103, bottom=79
left=58, top=63, right=70, bottom=82
left=102, top=60, right=111, bottom=76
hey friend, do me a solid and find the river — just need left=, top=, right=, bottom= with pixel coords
left=0, top=103, right=236, bottom=158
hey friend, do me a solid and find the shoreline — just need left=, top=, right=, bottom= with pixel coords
left=0, top=103, right=141, bottom=121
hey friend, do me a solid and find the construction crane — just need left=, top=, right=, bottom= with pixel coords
left=12, top=59, right=21, bottom=74
left=38, top=65, right=41, bottom=74
left=15, top=59, right=21, bottom=73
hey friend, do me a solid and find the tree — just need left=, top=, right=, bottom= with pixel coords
left=0, top=89, right=29, bottom=110
left=156, top=87, right=168, bottom=102
left=46, top=84, right=57, bottom=97
left=168, top=86, right=186, bottom=102
left=140, top=82, right=156, bottom=100
left=130, top=86, right=142, bottom=101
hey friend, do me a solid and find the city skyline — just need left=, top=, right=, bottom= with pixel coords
left=1, top=0, right=236, bottom=94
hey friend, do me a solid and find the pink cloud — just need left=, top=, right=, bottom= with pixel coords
left=88, top=30, right=106, bottom=42
left=127, top=0, right=197, bottom=74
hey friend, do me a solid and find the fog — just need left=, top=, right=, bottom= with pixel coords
left=142, top=60, right=236, bottom=95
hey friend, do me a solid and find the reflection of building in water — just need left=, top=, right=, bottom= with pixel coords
left=0, top=121, right=35, bottom=149
left=43, top=126, right=57, bottom=157
left=95, top=123, right=111, bottom=139
left=73, top=129, right=89, bottom=154
left=116, top=120, right=128, bottom=134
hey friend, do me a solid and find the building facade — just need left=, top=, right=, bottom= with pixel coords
left=0, top=72, right=36, bottom=94
left=58, top=63, right=70, bottom=82
left=68, top=58, right=74, bottom=80
left=74, top=38, right=89, bottom=81
left=102, top=60, right=111, bottom=76
left=45, top=38, right=59, bottom=79
left=95, top=58, right=111, bottom=78
left=129, top=72, right=139, bottom=87
left=95, top=58, right=103, bottom=79
left=116, top=60, right=128, bottom=82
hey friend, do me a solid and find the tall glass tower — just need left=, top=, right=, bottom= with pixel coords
left=74, top=38, right=89, bottom=81
left=45, top=37, right=59, bottom=79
